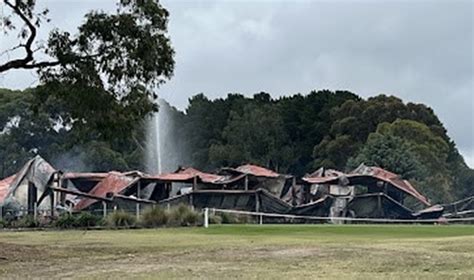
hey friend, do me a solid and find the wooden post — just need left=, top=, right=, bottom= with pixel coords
left=193, top=176, right=197, bottom=191
left=166, top=183, right=171, bottom=198
left=33, top=202, right=38, bottom=222
left=377, top=193, right=383, bottom=218
left=244, top=175, right=249, bottom=191
left=28, top=182, right=37, bottom=215
left=190, top=176, right=197, bottom=210
left=255, top=191, right=260, bottom=213
left=291, top=177, right=296, bottom=206
left=136, top=203, right=140, bottom=220
left=189, top=193, right=194, bottom=210
left=102, top=201, right=107, bottom=219
left=136, top=180, right=141, bottom=220
left=49, top=191, right=55, bottom=218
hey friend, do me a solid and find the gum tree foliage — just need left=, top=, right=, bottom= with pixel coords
left=0, top=88, right=134, bottom=175
left=347, top=120, right=453, bottom=203
left=0, top=0, right=174, bottom=173
left=0, top=0, right=174, bottom=141
left=313, top=95, right=448, bottom=170
left=209, top=103, right=295, bottom=172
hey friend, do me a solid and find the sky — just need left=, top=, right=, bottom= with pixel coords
left=0, top=0, right=473, bottom=167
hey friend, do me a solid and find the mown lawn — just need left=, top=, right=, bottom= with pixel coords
left=0, top=225, right=473, bottom=279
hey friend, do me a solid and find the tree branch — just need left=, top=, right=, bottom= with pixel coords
left=0, top=0, right=65, bottom=72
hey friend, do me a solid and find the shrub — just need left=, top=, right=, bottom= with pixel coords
left=167, top=204, right=202, bottom=227
left=140, top=207, right=168, bottom=228
left=106, top=211, right=136, bottom=228
left=220, top=212, right=251, bottom=224
left=208, top=213, right=222, bottom=224
left=0, top=219, right=6, bottom=229
left=12, top=215, right=38, bottom=228
left=54, top=213, right=77, bottom=229
left=75, top=212, right=103, bottom=227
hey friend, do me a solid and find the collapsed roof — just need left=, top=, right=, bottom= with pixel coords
left=220, top=164, right=291, bottom=179
left=147, top=167, right=239, bottom=185
left=0, top=175, right=16, bottom=204
left=303, top=164, right=430, bottom=206
left=73, top=172, right=139, bottom=211
left=0, top=156, right=57, bottom=205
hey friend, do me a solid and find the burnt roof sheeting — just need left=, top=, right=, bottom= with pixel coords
left=351, top=164, right=430, bottom=206
left=412, top=205, right=444, bottom=220
left=62, top=172, right=110, bottom=180
left=221, top=164, right=292, bottom=179
left=147, top=167, right=241, bottom=185
left=306, top=167, right=345, bottom=180
left=0, top=175, right=16, bottom=204
left=346, top=193, right=414, bottom=219
left=302, top=167, right=345, bottom=184
left=159, top=190, right=259, bottom=212
left=159, top=189, right=335, bottom=217
left=5, top=155, right=56, bottom=199
left=235, top=164, right=281, bottom=178
left=290, top=196, right=334, bottom=217
left=442, top=196, right=474, bottom=218
left=303, top=164, right=430, bottom=206
left=74, top=173, right=138, bottom=211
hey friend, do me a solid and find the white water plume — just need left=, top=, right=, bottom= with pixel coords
left=145, top=99, right=188, bottom=174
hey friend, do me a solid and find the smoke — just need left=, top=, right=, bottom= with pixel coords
left=50, top=148, right=89, bottom=172
left=145, top=99, right=191, bottom=174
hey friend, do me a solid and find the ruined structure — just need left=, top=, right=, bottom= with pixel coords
left=0, top=156, right=446, bottom=223
left=300, top=164, right=443, bottom=220
left=442, top=196, right=474, bottom=220
left=0, top=156, right=57, bottom=219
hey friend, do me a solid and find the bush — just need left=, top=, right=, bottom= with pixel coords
left=167, top=204, right=202, bottom=227
left=106, top=211, right=136, bottom=228
left=208, top=213, right=222, bottom=224
left=12, top=215, right=38, bottom=228
left=140, top=207, right=168, bottom=228
left=220, top=212, right=251, bottom=224
left=75, top=212, right=103, bottom=227
left=0, top=219, right=6, bottom=229
left=54, top=213, right=77, bottom=229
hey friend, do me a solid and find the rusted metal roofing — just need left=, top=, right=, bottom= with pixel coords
left=351, top=164, right=430, bottom=206
left=236, top=164, right=281, bottom=178
left=7, top=155, right=56, bottom=196
left=302, top=164, right=430, bottom=206
left=303, top=167, right=345, bottom=184
left=0, top=175, right=16, bottom=204
left=220, top=164, right=282, bottom=178
left=62, top=172, right=110, bottom=180
left=147, top=167, right=228, bottom=184
left=74, top=173, right=137, bottom=211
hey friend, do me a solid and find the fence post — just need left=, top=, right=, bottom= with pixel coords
left=204, top=207, right=209, bottom=228
left=102, top=201, right=107, bottom=219
left=259, top=214, right=263, bottom=225
left=136, top=203, right=140, bottom=220
left=33, top=202, right=38, bottom=222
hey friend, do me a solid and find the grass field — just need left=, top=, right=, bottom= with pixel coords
left=0, top=225, right=473, bottom=279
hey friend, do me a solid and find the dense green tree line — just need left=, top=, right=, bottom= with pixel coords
left=0, top=87, right=472, bottom=203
